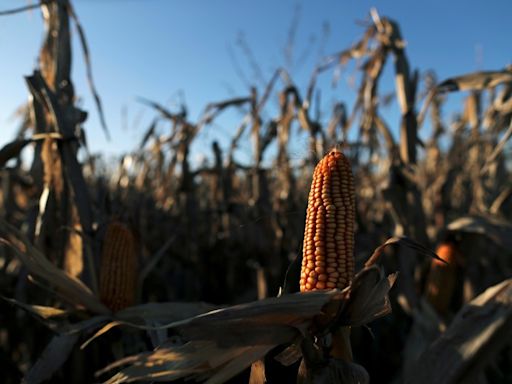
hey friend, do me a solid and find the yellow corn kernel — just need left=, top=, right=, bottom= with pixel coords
left=300, top=148, right=355, bottom=292
left=99, top=221, right=138, bottom=312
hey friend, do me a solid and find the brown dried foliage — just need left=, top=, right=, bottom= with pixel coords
left=0, top=3, right=512, bottom=384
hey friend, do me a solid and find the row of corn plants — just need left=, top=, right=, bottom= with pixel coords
left=0, top=2, right=511, bottom=383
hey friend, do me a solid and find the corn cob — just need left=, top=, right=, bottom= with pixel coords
left=300, top=148, right=355, bottom=292
left=425, top=241, right=459, bottom=315
left=99, top=221, right=138, bottom=312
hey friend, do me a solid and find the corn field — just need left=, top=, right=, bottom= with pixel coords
left=1, top=2, right=512, bottom=384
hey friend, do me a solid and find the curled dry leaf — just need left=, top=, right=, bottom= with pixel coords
left=2, top=297, right=69, bottom=320
left=406, top=278, right=512, bottom=384
left=80, top=301, right=219, bottom=349
left=447, top=215, right=512, bottom=251
left=98, top=266, right=396, bottom=383
left=364, top=236, right=443, bottom=268
left=436, top=69, right=512, bottom=93
left=0, top=139, right=31, bottom=168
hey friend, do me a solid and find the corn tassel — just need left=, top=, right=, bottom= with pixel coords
left=99, top=221, right=138, bottom=312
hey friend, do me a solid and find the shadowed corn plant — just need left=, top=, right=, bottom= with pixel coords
left=406, top=277, right=512, bottom=384
left=94, top=149, right=451, bottom=384
left=298, top=148, right=359, bottom=382
left=1, top=2, right=512, bottom=383
left=0, top=218, right=215, bottom=383
left=0, top=213, right=397, bottom=384
left=95, top=273, right=397, bottom=384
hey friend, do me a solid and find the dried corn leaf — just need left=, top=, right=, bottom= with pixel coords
left=490, top=187, right=512, bottom=215
left=23, top=315, right=110, bottom=384
left=116, top=302, right=218, bottom=324
left=67, top=2, right=110, bottom=140
left=81, top=302, right=219, bottom=348
left=206, top=346, right=271, bottom=384
left=447, top=215, right=512, bottom=251
left=437, top=69, right=512, bottom=93
left=2, top=297, right=69, bottom=320
left=100, top=267, right=397, bottom=383
left=481, top=117, right=512, bottom=175
left=137, top=97, right=186, bottom=123
left=339, top=267, right=397, bottom=326
left=0, top=139, right=31, bottom=168
left=0, top=219, right=109, bottom=314
left=406, top=278, right=512, bottom=384
left=0, top=2, right=42, bottom=16
left=364, top=236, right=443, bottom=267
left=99, top=291, right=338, bottom=383
left=100, top=342, right=272, bottom=384
left=23, top=333, right=80, bottom=384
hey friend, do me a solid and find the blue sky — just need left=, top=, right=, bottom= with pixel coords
left=0, top=0, right=511, bottom=164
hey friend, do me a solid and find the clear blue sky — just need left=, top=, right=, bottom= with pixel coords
left=0, top=0, right=511, bottom=164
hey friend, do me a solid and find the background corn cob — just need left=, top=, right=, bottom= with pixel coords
left=300, top=148, right=355, bottom=292
left=99, top=221, right=138, bottom=312
left=425, top=240, right=460, bottom=315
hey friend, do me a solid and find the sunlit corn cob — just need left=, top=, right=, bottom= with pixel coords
left=99, top=221, right=138, bottom=312
left=300, top=148, right=355, bottom=292
left=425, top=241, right=459, bottom=315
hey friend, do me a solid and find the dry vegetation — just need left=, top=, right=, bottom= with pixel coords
left=1, top=1, right=512, bottom=384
